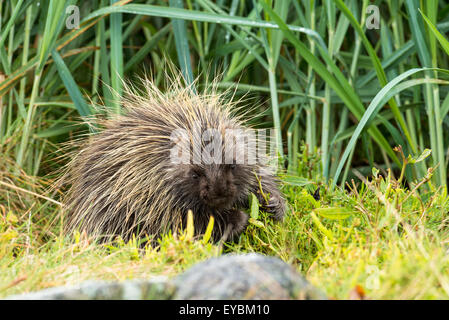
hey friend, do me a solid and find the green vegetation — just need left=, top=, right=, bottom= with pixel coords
left=2, top=148, right=449, bottom=299
left=2, top=0, right=449, bottom=299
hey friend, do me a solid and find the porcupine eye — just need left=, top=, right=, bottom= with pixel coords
left=190, top=167, right=202, bottom=180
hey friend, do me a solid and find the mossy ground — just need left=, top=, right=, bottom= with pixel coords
left=1, top=148, right=449, bottom=300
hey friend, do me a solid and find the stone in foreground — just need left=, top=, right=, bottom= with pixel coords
left=5, top=253, right=326, bottom=300
left=6, top=278, right=174, bottom=300
left=174, top=253, right=326, bottom=300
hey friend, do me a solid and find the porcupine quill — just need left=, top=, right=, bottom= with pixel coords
left=60, top=74, right=286, bottom=243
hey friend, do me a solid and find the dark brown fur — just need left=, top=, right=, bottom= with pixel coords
left=62, top=78, right=286, bottom=243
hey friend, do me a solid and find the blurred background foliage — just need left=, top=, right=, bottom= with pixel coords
left=1, top=0, right=449, bottom=190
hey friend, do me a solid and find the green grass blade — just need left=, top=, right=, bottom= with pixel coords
left=0, top=0, right=24, bottom=49
left=169, top=0, right=195, bottom=88
left=109, top=0, right=123, bottom=114
left=51, top=49, right=91, bottom=117
left=82, top=3, right=325, bottom=47
left=259, top=1, right=400, bottom=170
left=124, top=23, right=171, bottom=73
left=334, top=0, right=417, bottom=156
left=332, top=68, right=445, bottom=187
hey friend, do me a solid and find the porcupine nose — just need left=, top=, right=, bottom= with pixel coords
left=204, top=168, right=232, bottom=207
left=212, top=182, right=227, bottom=197
left=209, top=178, right=229, bottom=205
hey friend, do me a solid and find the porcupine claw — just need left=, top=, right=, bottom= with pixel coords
left=260, top=193, right=286, bottom=221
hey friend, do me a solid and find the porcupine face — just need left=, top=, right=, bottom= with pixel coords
left=172, top=161, right=253, bottom=211
left=189, top=164, right=241, bottom=209
left=170, top=122, right=257, bottom=212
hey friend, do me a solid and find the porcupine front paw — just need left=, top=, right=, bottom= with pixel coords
left=221, top=210, right=248, bottom=242
left=259, top=191, right=286, bottom=221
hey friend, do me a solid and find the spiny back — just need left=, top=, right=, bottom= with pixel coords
left=62, top=76, right=285, bottom=243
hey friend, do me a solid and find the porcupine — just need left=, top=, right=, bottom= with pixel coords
left=61, top=76, right=286, bottom=243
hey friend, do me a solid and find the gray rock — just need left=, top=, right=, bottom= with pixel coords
left=173, top=253, right=326, bottom=300
left=5, top=254, right=326, bottom=300
left=6, top=277, right=175, bottom=300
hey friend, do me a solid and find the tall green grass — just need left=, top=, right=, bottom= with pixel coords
left=1, top=0, right=449, bottom=189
